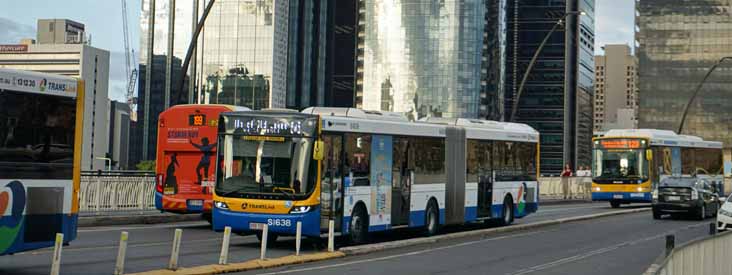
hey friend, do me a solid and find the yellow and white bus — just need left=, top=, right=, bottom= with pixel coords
left=0, top=68, right=84, bottom=255
left=212, top=107, right=540, bottom=243
left=592, top=129, right=723, bottom=208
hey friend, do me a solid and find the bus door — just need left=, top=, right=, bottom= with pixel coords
left=391, top=137, right=411, bottom=226
left=477, top=143, right=493, bottom=217
left=320, top=135, right=344, bottom=230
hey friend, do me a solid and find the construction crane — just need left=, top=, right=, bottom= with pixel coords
left=121, top=0, right=138, bottom=111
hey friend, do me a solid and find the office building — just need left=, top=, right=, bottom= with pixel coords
left=0, top=20, right=110, bottom=171
left=594, top=44, right=638, bottom=132
left=109, top=100, right=131, bottom=170
left=637, top=0, right=732, bottom=145
left=356, top=0, right=507, bottom=120
left=505, top=0, right=595, bottom=174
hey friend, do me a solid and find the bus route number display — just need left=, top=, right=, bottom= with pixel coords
left=600, top=139, right=641, bottom=149
left=189, top=114, right=206, bottom=126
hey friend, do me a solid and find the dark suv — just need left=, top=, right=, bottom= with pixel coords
left=652, top=177, right=720, bottom=220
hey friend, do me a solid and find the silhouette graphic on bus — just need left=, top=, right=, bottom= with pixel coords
left=190, top=137, right=217, bottom=185
left=165, top=153, right=179, bottom=193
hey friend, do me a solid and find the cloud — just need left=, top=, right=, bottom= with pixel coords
left=595, top=0, right=636, bottom=54
left=0, top=17, right=35, bottom=44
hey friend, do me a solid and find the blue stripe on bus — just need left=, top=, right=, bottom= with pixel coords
left=592, top=192, right=651, bottom=202
left=211, top=207, right=322, bottom=237
left=465, top=206, right=478, bottom=222
left=1, top=214, right=78, bottom=256
left=154, top=191, right=163, bottom=210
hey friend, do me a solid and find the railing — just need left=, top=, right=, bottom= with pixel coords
left=644, top=227, right=731, bottom=275
left=79, top=171, right=156, bottom=215
left=539, top=176, right=592, bottom=200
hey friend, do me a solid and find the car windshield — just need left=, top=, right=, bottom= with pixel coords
left=659, top=177, right=696, bottom=187
left=593, top=148, right=648, bottom=180
left=215, top=135, right=316, bottom=197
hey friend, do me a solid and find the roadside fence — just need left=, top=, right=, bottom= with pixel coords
left=644, top=223, right=730, bottom=275
left=79, top=171, right=156, bottom=215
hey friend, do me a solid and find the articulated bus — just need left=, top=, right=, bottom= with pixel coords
left=212, top=107, right=539, bottom=243
left=155, top=105, right=249, bottom=222
left=0, top=68, right=84, bottom=255
left=592, top=129, right=723, bottom=208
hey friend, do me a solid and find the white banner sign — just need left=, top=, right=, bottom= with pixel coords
left=0, top=68, right=78, bottom=97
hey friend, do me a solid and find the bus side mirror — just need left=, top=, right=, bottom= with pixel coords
left=313, top=140, right=324, bottom=160
left=646, top=149, right=653, bottom=161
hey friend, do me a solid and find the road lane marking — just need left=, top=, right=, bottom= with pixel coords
left=256, top=230, right=551, bottom=275
left=505, top=222, right=709, bottom=275
left=78, top=221, right=209, bottom=233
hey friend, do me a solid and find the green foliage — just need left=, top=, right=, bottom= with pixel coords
left=135, top=160, right=156, bottom=171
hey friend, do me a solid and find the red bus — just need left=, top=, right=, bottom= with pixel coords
left=155, top=104, right=249, bottom=222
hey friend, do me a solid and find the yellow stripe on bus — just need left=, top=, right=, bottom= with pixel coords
left=71, top=80, right=85, bottom=214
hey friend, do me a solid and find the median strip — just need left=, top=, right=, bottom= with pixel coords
left=126, top=207, right=648, bottom=275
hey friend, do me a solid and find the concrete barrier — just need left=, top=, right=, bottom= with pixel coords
left=644, top=227, right=732, bottom=275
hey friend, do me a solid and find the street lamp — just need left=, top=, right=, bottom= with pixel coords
left=677, top=56, right=732, bottom=134
left=96, top=157, right=112, bottom=171
left=509, top=11, right=586, bottom=122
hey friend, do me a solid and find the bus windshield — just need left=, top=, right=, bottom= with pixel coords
left=216, top=135, right=316, bottom=198
left=593, top=148, right=648, bottom=182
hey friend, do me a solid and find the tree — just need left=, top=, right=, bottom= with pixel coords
left=135, top=160, right=156, bottom=171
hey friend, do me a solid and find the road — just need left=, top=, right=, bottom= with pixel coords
left=235, top=211, right=714, bottom=275
left=0, top=202, right=661, bottom=275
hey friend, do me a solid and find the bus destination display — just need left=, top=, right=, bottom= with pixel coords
left=228, top=115, right=317, bottom=136
left=598, top=139, right=643, bottom=149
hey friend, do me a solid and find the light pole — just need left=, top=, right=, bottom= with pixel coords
left=96, top=157, right=112, bottom=171
left=677, top=56, right=732, bottom=134
left=509, top=11, right=585, bottom=122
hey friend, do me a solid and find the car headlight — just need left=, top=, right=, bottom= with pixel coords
left=720, top=209, right=732, bottom=217
left=652, top=189, right=658, bottom=200
left=214, top=201, right=229, bottom=209
left=289, top=206, right=312, bottom=214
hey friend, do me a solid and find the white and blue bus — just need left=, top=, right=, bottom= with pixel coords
left=212, top=107, right=539, bottom=243
left=0, top=68, right=84, bottom=255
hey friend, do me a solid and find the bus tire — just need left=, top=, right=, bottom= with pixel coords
left=349, top=205, right=369, bottom=244
left=500, top=196, right=514, bottom=226
left=425, top=200, right=439, bottom=236
left=256, top=231, right=278, bottom=246
left=610, top=200, right=621, bottom=208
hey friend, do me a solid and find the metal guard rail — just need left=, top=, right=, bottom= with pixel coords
left=79, top=172, right=156, bottom=214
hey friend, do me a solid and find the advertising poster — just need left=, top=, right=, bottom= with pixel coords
left=671, top=147, right=681, bottom=176
left=370, top=135, right=392, bottom=226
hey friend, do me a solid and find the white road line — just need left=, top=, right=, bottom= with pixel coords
left=536, top=205, right=607, bottom=213
left=256, top=230, right=551, bottom=275
left=505, top=222, right=708, bottom=275
left=78, top=221, right=209, bottom=233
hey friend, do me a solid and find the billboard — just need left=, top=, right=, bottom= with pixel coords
left=0, top=68, right=78, bottom=97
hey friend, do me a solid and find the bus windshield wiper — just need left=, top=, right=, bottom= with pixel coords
left=273, top=187, right=295, bottom=199
left=219, top=187, right=251, bottom=197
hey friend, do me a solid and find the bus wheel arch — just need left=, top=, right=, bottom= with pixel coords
left=424, top=198, right=440, bottom=236
left=349, top=201, right=369, bottom=244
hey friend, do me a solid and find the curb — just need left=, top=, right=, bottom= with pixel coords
left=125, top=252, right=346, bottom=275
left=340, top=207, right=650, bottom=256
left=539, top=199, right=593, bottom=206
left=79, top=213, right=204, bottom=227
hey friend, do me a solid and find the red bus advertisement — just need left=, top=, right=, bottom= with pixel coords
left=155, top=104, right=249, bottom=222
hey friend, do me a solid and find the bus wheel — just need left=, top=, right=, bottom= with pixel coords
left=202, top=213, right=213, bottom=225
left=500, top=197, right=514, bottom=226
left=256, top=231, right=278, bottom=246
left=349, top=206, right=369, bottom=244
left=425, top=201, right=439, bottom=236
left=610, top=200, right=621, bottom=208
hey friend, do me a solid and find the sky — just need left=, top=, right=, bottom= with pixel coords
left=0, top=0, right=635, bottom=102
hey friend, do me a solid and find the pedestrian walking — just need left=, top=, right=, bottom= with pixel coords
left=561, top=164, right=572, bottom=199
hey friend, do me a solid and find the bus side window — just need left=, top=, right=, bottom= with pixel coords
left=345, top=133, right=371, bottom=186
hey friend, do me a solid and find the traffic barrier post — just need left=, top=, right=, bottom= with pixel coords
left=260, top=224, right=269, bottom=260
left=218, top=226, right=231, bottom=265
left=328, top=220, right=335, bottom=252
left=710, top=222, right=717, bottom=235
left=295, top=221, right=302, bottom=256
left=114, top=231, right=129, bottom=275
left=50, top=233, right=64, bottom=275
left=168, top=229, right=183, bottom=270
left=665, top=234, right=675, bottom=256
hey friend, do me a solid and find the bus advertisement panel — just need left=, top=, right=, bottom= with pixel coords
left=154, top=105, right=248, bottom=220
left=0, top=68, right=83, bottom=255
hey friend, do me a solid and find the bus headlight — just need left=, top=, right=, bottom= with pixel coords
left=594, top=187, right=601, bottom=192
left=214, top=201, right=229, bottom=210
left=289, top=206, right=312, bottom=214
left=637, top=187, right=643, bottom=192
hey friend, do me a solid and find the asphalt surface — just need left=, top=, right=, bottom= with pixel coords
left=0, top=202, right=657, bottom=275
left=235, top=210, right=714, bottom=275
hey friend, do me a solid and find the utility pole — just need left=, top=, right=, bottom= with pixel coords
left=188, top=0, right=199, bottom=104
left=142, top=0, right=156, bottom=161
left=165, top=0, right=175, bottom=109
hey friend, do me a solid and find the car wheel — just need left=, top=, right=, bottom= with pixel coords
left=500, top=197, right=514, bottom=226
left=349, top=206, right=369, bottom=244
left=425, top=201, right=440, bottom=236
left=610, top=200, right=621, bottom=208
left=652, top=207, right=662, bottom=220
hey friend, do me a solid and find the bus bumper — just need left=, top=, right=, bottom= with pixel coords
left=212, top=207, right=321, bottom=237
left=155, top=192, right=212, bottom=214
left=592, top=192, right=651, bottom=202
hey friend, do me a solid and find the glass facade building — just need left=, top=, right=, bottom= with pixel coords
left=356, top=0, right=507, bottom=120
left=637, top=0, right=732, bottom=146
left=505, top=0, right=595, bottom=174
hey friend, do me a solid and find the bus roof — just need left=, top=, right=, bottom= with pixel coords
left=302, top=107, right=539, bottom=143
left=0, top=68, right=79, bottom=98
left=601, top=129, right=722, bottom=149
left=161, top=104, right=251, bottom=113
